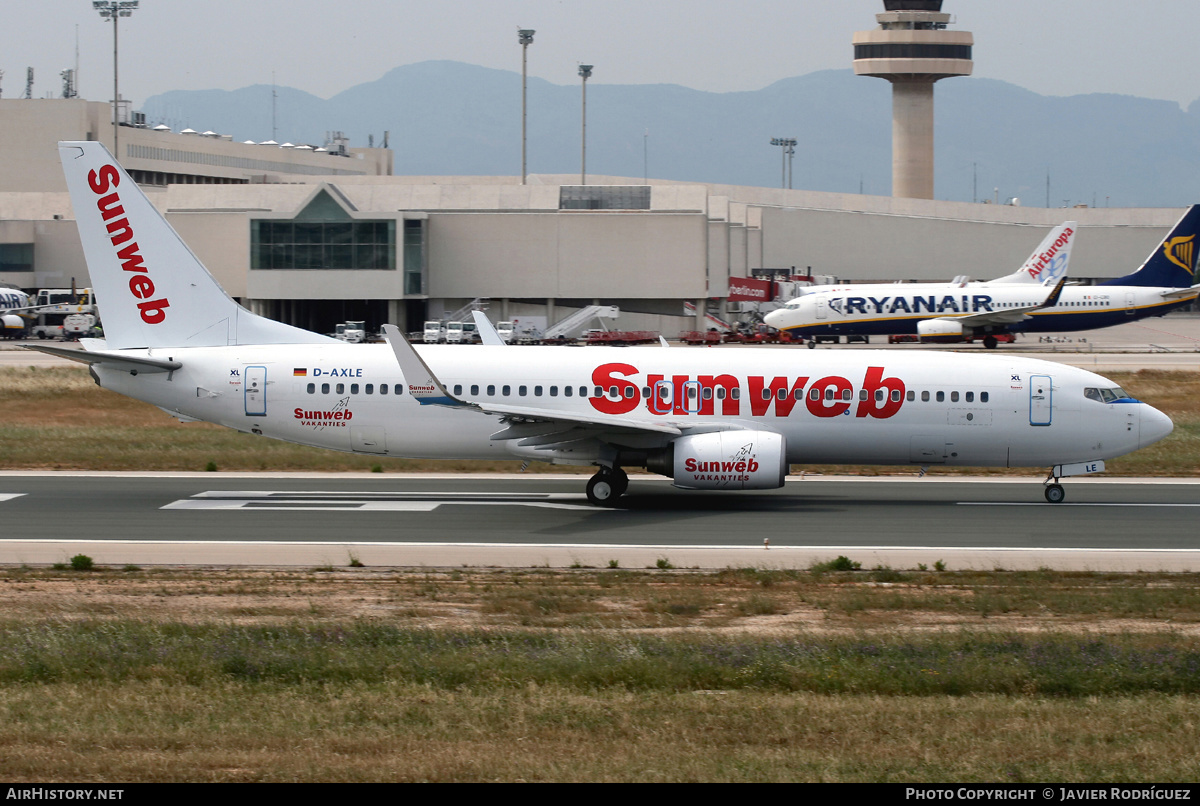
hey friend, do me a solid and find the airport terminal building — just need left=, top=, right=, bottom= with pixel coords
left=0, top=98, right=1186, bottom=337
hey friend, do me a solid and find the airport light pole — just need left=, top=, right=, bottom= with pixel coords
left=578, top=64, right=592, bottom=185
left=519, top=28, right=535, bottom=184
left=771, top=138, right=796, bottom=189
left=94, top=1, right=138, bottom=163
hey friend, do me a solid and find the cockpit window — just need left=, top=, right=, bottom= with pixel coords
left=1085, top=387, right=1132, bottom=403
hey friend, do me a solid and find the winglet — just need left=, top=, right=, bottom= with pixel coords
left=471, top=311, right=507, bottom=346
left=1035, top=276, right=1068, bottom=310
left=380, top=324, right=468, bottom=407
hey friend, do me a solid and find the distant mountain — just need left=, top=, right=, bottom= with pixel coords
left=141, top=61, right=1200, bottom=207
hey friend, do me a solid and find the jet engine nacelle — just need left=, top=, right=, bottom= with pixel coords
left=1, top=313, right=26, bottom=337
left=917, top=318, right=965, bottom=343
left=659, top=430, right=787, bottom=490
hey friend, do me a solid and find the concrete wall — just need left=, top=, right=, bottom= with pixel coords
left=427, top=212, right=708, bottom=299
left=760, top=207, right=1171, bottom=282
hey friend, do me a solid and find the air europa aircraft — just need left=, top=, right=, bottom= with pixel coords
left=766, top=209, right=1200, bottom=347
left=30, top=141, right=1174, bottom=506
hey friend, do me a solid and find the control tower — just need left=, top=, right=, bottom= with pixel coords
left=853, top=1, right=972, bottom=199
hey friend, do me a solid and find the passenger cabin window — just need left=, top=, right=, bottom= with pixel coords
left=307, top=383, right=315, bottom=394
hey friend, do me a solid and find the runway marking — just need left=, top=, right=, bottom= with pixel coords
left=162, top=490, right=599, bottom=512
left=959, top=502, right=1200, bottom=507
left=0, top=494, right=25, bottom=503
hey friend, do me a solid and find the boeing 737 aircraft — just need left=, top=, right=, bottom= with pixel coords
left=30, top=142, right=1174, bottom=506
left=765, top=209, right=1200, bottom=347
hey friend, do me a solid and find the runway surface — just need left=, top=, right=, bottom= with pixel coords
left=3, top=473, right=1199, bottom=571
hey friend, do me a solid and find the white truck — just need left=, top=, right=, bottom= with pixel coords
left=334, top=321, right=366, bottom=343
left=423, top=320, right=446, bottom=343
left=31, top=287, right=99, bottom=339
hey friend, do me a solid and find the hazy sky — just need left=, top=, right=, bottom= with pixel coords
left=7, top=0, right=1200, bottom=109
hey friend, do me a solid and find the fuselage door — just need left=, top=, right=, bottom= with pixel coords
left=816, top=298, right=827, bottom=320
left=244, top=365, right=267, bottom=416
left=1125, top=291, right=1136, bottom=315
left=1029, top=374, right=1052, bottom=426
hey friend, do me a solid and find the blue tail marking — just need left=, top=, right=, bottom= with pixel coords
left=1101, top=205, right=1200, bottom=288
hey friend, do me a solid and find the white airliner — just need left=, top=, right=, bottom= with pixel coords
left=29, top=141, right=1174, bottom=506
left=765, top=211, right=1200, bottom=347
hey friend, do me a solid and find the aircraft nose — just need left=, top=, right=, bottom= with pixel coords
left=1140, top=404, right=1174, bottom=449
left=763, top=309, right=785, bottom=329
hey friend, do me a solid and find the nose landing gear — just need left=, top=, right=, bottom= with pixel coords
left=1044, top=470, right=1066, bottom=504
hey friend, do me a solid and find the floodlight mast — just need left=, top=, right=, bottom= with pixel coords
left=771, top=138, right=797, bottom=189
left=578, top=64, right=592, bottom=185
left=518, top=28, right=535, bottom=184
left=93, top=1, right=139, bottom=163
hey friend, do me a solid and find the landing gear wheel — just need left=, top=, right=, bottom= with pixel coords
left=586, top=472, right=622, bottom=507
left=983, top=335, right=998, bottom=350
left=806, top=340, right=816, bottom=349
left=609, top=467, right=629, bottom=498
left=1044, top=484, right=1065, bottom=504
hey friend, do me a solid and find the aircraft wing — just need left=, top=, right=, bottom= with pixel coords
left=931, top=276, right=1068, bottom=329
left=22, top=344, right=181, bottom=374
left=380, top=325, right=682, bottom=439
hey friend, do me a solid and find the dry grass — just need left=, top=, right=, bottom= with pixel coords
left=1, top=566, right=1200, bottom=781
left=1, top=684, right=1195, bottom=782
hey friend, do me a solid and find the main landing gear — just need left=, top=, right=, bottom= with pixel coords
left=586, top=467, right=629, bottom=507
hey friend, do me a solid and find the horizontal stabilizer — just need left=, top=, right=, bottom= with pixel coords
left=22, top=344, right=181, bottom=374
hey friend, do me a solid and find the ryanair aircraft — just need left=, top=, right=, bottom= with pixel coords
left=765, top=209, right=1200, bottom=348
left=29, top=142, right=1173, bottom=506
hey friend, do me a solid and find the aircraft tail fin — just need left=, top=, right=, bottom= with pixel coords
left=58, top=141, right=332, bottom=350
left=1100, top=205, right=1200, bottom=289
left=989, top=222, right=1077, bottom=284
